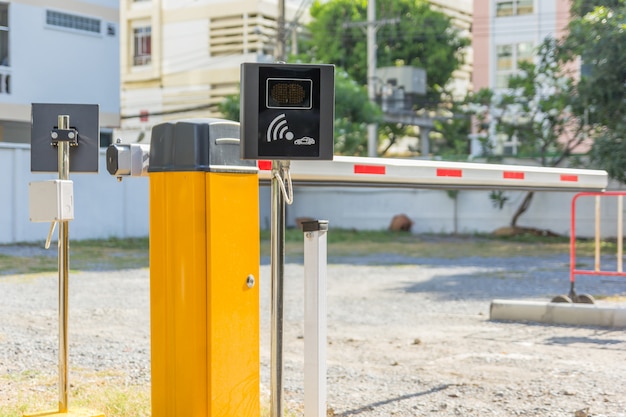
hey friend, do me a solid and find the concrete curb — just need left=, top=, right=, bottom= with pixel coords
left=490, top=299, right=626, bottom=328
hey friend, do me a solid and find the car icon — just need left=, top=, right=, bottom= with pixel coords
left=294, top=136, right=315, bottom=145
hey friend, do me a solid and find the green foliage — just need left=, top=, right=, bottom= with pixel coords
left=304, top=0, right=469, bottom=95
left=462, top=38, right=593, bottom=227
left=221, top=0, right=469, bottom=157
left=570, top=0, right=625, bottom=16
left=489, top=190, right=509, bottom=210
left=589, top=128, right=626, bottom=183
left=333, top=68, right=383, bottom=155
left=299, top=0, right=470, bottom=156
left=564, top=2, right=626, bottom=181
left=465, top=38, right=587, bottom=166
left=431, top=106, right=471, bottom=158
left=564, top=4, right=626, bottom=130
left=218, top=92, right=240, bottom=122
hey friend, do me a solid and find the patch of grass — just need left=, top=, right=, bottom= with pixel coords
left=71, top=238, right=149, bottom=271
left=0, top=371, right=150, bottom=417
left=0, top=254, right=56, bottom=275
left=261, top=229, right=597, bottom=259
left=1, top=232, right=619, bottom=275
left=0, top=238, right=149, bottom=275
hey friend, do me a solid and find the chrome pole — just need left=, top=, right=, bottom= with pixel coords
left=57, top=115, right=70, bottom=413
left=270, top=160, right=285, bottom=417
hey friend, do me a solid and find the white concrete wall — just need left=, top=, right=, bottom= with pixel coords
left=1, top=0, right=119, bottom=127
left=280, top=186, right=626, bottom=238
left=2, top=143, right=625, bottom=244
left=0, top=144, right=148, bottom=244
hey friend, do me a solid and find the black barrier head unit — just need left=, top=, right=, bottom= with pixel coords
left=240, top=62, right=335, bottom=161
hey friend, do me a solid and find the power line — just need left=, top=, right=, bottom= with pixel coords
left=121, top=102, right=219, bottom=119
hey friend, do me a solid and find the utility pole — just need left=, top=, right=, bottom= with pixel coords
left=345, top=0, right=399, bottom=157
left=277, top=0, right=286, bottom=61
left=366, top=0, right=377, bottom=157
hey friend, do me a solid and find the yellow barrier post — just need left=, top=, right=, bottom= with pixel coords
left=148, top=119, right=260, bottom=417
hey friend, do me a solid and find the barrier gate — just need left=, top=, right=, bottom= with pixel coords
left=552, top=191, right=626, bottom=304
left=107, top=117, right=609, bottom=417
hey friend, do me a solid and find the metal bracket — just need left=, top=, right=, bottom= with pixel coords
left=51, top=128, right=79, bottom=147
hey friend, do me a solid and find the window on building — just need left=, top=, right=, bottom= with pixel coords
left=496, top=0, right=533, bottom=17
left=0, top=3, right=8, bottom=67
left=496, top=42, right=534, bottom=88
left=46, top=10, right=101, bottom=34
left=133, top=26, right=151, bottom=66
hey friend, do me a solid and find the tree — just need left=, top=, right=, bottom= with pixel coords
left=464, top=1, right=626, bottom=230
left=218, top=68, right=382, bottom=155
left=299, top=0, right=469, bottom=156
left=465, top=38, right=593, bottom=228
left=303, top=0, right=468, bottom=94
left=563, top=3, right=626, bottom=131
left=564, top=3, right=626, bottom=180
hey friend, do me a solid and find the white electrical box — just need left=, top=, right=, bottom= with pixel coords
left=29, top=180, right=74, bottom=222
left=376, top=66, right=427, bottom=95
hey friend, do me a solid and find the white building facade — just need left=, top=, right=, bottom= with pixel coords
left=472, top=0, right=570, bottom=91
left=120, top=0, right=305, bottom=137
left=0, top=0, right=120, bottom=145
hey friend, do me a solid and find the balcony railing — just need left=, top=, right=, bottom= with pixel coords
left=0, top=67, right=10, bottom=94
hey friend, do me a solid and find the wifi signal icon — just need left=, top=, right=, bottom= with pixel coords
left=266, top=113, right=295, bottom=142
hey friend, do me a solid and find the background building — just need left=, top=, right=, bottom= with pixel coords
left=119, top=0, right=476, bottom=140
left=0, top=0, right=120, bottom=145
left=470, top=0, right=571, bottom=156
left=119, top=0, right=307, bottom=139
left=430, top=0, right=473, bottom=99
left=472, top=0, right=570, bottom=91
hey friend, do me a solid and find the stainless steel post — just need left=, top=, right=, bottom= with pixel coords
left=270, top=160, right=286, bottom=417
left=57, top=115, right=70, bottom=413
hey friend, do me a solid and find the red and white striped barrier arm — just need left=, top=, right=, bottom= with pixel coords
left=257, top=156, right=608, bottom=191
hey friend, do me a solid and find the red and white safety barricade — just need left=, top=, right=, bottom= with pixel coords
left=258, top=156, right=608, bottom=191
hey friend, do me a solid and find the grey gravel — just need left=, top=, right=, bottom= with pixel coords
left=2, top=251, right=626, bottom=416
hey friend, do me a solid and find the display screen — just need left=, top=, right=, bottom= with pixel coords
left=266, top=78, right=312, bottom=109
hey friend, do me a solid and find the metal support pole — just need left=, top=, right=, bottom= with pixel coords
left=57, top=115, right=71, bottom=413
left=302, top=221, right=328, bottom=417
left=595, top=195, right=601, bottom=272
left=270, top=160, right=286, bottom=417
left=618, top=196, right=623, bottom=273
left=367, top=0, right=377, bottom=157
left=277, top=0, right=286, bottom=61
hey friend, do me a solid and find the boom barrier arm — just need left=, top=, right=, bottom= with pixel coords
left=258, top=156, right=608, bottom=192
left=108, top=146, right=608, bottom=192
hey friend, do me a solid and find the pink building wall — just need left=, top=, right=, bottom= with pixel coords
left=556, top=0, right=571, bottom=39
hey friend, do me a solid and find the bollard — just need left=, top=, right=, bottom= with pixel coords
left=302, top=220, right=328, bottom=417
left=147, top=119, right=260, bottom=417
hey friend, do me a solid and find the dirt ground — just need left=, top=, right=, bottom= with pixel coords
left=271, top=261, right=626, bottom=417
left=2, top=251, right=626, bottom=416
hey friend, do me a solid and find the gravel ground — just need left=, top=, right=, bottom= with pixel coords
left=2, top=249, right=626, bottom=416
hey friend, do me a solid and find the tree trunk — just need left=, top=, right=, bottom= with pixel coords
left=510, top=191, right=535, bottom=228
